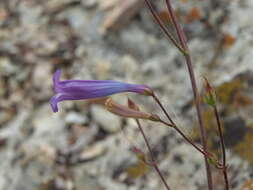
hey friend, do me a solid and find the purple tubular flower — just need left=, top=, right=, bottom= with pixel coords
left=50, top=70, right=152, bottom=112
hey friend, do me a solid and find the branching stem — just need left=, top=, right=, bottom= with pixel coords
left=143, top=0, right=186, bottom=55
left=152, top=94, right=216, bottom=161
left=164, top=1, right=213, bottom=189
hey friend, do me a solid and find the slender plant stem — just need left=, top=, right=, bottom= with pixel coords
left=152, top=94, right=174, bottom=125
left=143, top=0, right=186, bottom=55
left=135, top=119, right=171, bottom=190
left=152, top=94, right=213, bottom=159
left=164, top=1, right=214, bottom=189
left=184, top=56, right=214, bottom=190
left=144, top=0, right=214, bottom=188
left=164, top=0, right=187, bottom=49
left=213, top=106, right=229, bottom=190
left=159, top=119, right=208, bottom=157
left=152, top=93, right=224, bottom=170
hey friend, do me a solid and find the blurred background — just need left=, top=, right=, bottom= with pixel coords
left=0, top=0, right=252, bottom=189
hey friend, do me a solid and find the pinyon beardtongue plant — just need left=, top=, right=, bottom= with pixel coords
left=50, top=69, right=153, bottom=112
left=48, top=0, right=232, bottom=188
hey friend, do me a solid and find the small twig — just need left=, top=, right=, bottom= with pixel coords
left=213, top=106, right=229, bottom=190
left=143, top=0, right=187, bottom=55
left=152, top=94, right=174, bottom=125
left=203, top=77, right=230, bottom=189
left=164, top=0, right=187, bottom=49
left=152, top=94, right=216, bottom=160
left=135, top=119, right=171, bottom=190
left=159, top=119, right=209, bottom=157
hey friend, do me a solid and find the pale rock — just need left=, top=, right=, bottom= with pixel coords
left=32, top=63, right=51, bottom=88
left=65, top=111, right=88, bottom=125
left=91, top=105, right=121, bottom=133
left=82, top=0, right=98, bottom=9
left=94, top=59, right=111, bottom=80
left=32, top=104, right=67, bottom=149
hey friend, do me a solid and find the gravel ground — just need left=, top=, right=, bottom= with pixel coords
left=0, top=0, right=252, bottom=190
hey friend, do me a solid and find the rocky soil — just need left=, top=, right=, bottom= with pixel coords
left=0, top=0, right=252, bottom=190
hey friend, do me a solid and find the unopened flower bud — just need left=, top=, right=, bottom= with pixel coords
left=105, top=98, right=160, bottom=121
left=203, top=77, right=217, bottom=106
left=128, top=98, right=160, bottom=122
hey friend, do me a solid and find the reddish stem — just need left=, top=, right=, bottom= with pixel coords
left=164, top=1, right=213, bottom=189
left=164, top=0, right=187, bottom=48
left=152, top=94, right=215, bottom=160
left=159, top=119, right=208, bottom=157
left=136, top=119, right=171, bottom=190
left=213, top=106, right=229, bottom=190
left=143, top=0, right=186, bottom=54
left=152, top=94, right=174, bottom=125
left=144, top=0, right=214, bottom=189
